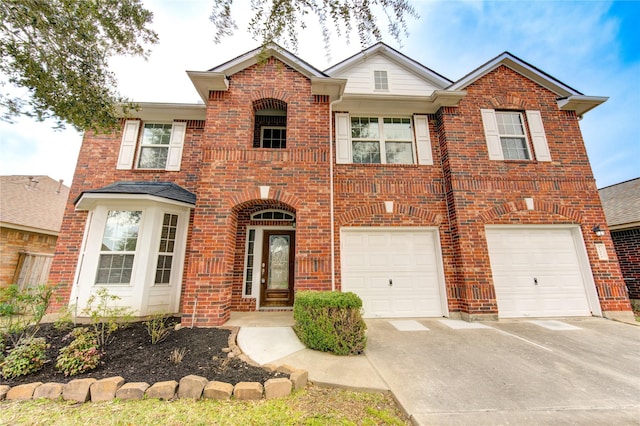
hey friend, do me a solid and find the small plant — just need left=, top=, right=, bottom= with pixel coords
left=81, top=288, right=133, bottom=347
left=169, top=347, right=186, bottom=364
left=0, top=284, right=53, bottom=346
left=1, top=337, right=49, bottom=379
left=53, top=305, right=75, bottom=332
left=56, top=327, right=101, bottom=376
left=144, top=314, right=171, bottom=345
left=293, top=291, right=367, bottom=356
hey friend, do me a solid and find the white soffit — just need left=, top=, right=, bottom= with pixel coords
left=335, top=90, right=466, bottom=114
left=121, top=102, right=206, bottom=121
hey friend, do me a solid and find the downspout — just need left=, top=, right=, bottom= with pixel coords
left=329, top=95, right=343, bottom=291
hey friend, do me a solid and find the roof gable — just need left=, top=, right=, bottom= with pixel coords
left=75, top=182, right=197, bottom=209
left=325, top=42, right=452, bottom=91
left=449, top=52, right=607, bottom=117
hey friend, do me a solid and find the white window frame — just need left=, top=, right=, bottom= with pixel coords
left=71, top=200, right=191, bottom=316
left=260, top=126, right=287, bottom=149
left=137, top=123, right=173, bottom=169
left=117, top=120, right=186, bottom=171
left=495, top=111, right=532, bottom=160
left=250, top=209, right=295, bottom=221
left=481, top=109, right=552, bottom=162
left=350, top=116, right=416, bottom=165
left=373, top=70, right=389, bottom=91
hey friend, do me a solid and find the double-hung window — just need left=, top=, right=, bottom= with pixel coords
left=138, top=124, right=172, bottom=168
left=351, top=117, right=414, bottom=164
left=96, top=210, right=141, bottom=285
left=155, top=213, right=178, bottom=285
left=374, top=70, right=389, bottom=90
left=495, top=112, right=530, bottom=160
left=481, top=109, right=552, bottom=162
left=116, top=120, right=187, bottom=171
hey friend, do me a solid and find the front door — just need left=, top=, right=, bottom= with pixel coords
left=260, top=231, right=295, bottom=307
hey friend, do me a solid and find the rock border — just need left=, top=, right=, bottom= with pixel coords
left=0, top=326, right=308, bottom=403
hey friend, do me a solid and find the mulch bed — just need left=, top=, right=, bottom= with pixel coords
left=1, top=320, right=283, bottom=387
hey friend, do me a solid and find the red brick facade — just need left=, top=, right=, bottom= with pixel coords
left=610, top=228, right=640, bottom=299
left=48, top=46, right=632, bottom=325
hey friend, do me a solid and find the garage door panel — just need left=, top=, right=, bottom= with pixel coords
left=342, top=229, right=445, bottom=318
left=486, top=227, right=591, bottom=318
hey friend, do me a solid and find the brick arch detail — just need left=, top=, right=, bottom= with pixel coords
left=252, top=97, right=287, bottom=112
left=338, top=202, right=442, bottom=226
left=486, top=94, right=530, bottom=110
left=250, top=89, right=291, bottom=105
left=229, top=187, right=302, bottom=212
left=478, top=199, right=582, bottom=223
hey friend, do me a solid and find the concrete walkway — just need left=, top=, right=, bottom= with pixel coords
left=227, top=312, right=388, bottom=391
left=227, top=313, right=640, bottom=425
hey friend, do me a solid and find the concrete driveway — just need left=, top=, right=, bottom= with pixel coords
left=365, top=317, right=640, bottom=425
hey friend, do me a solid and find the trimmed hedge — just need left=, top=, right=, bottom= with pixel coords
left=293, top=291, right=367, bottom=356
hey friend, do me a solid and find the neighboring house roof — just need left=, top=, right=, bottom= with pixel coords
left=599, top=177, right=640, bottom=229
left=448, top=52, right=607, bottom=117
left=75, top=182, right=197, bottom=209
left=0, top=175, right=70, bottom=235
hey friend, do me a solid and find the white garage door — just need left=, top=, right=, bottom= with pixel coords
left=341, top=228, right=446, bottom=318
left=485, top=227, right=594, bottom=318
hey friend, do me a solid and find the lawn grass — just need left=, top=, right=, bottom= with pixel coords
left=0, top=385, right=409, bottom=425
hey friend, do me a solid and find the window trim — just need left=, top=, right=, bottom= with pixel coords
left=373, top=70, right=389, bottom=91
left=137, top=123, right=173, bottom=170
left=495, top=111, right=532, bottom=160
left=260, top=126, right=287, bottom=149
left=350, top=116, right=415, bottom=165
left=250, top=209, right=295, bottom=221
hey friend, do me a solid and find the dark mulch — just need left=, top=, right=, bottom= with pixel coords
left=1, top=320, right=283, bottom=387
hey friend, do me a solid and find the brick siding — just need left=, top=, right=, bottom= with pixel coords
left=610, top=228, right=640, bottom=299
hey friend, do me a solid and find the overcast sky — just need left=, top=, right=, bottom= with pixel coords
left=0, top=0, right=638, bottom=188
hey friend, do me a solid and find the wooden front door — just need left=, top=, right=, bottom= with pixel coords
left=260, top=231, right=295, bottom=307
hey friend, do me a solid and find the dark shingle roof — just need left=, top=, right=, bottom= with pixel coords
left=599, top=178, right=640, bottom=227
left=76, top=182, right=196, bottom=206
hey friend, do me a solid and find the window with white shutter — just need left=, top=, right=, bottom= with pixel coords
left=116, top=120, right=141, bottom=169
left=481, top=109, right=550, bottom=161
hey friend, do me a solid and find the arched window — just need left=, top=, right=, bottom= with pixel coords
left=253, top=98, right=287, bottom=149
left=250, top=209, right=295, bottom=221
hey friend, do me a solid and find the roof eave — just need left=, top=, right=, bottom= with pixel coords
left=334, top=90, right=466, bottom=114
left=186, top=71, right=229, bottom=103
left=557, top=95, right=608, bottom=117
left=310, top=77, right=347, bottom=101
left=121, top=102, right=207, bottom=121
left=75, top=193, right=195, bottom=211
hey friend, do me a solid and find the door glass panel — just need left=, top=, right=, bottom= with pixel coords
left=268, top=235, right=290, bottom=290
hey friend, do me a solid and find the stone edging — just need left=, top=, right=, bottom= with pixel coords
left=0, top=326, right=308, bottom=403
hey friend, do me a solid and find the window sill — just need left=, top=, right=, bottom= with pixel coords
left=339, top=163, right=420, bottom=168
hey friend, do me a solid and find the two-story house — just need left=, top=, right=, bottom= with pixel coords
left=48, top=43, right=633, bottom=325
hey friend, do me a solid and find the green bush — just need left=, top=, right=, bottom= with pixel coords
left=0, top=284, right=53, bottom=346
left=1, top=337, right=49, bottom=379
left=56, top=327, right=101, bottom=376
left=293, top=291, right=367, bottom=356
left=82, top=288, right=133, bottom=347
left=144, top=314, right=171, bottom=345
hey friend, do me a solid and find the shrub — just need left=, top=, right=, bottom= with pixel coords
left=0, top=284, right=53, bottom=346
left=56, top=327, right=101, bottom=376
left=169, top=347, right=186, bottom=364
left=81, top=288, right=133, bottom=347
left=144, top=314, right=171, bottom=345
left=293, top=291, right=367, bottom=356
left=1, top=337, right=49, bottom=379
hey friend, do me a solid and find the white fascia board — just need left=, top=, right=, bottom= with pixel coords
left=123, top=102, right=207, bottom=121
left=0, top=221, right=59, bottom=236
left=75, top=193, right=195, bottom=211
left=325, top=43, right=452, bottom=89
left=310, top=77, right=347, bottom=101
left=557, top=95, right=608, bottom=117
left=210, top=45, right=326, bottom=79
left=334, top=90, right=466, bottom=114
left=186, top=71, right=229, bottom=103
left=608, top=221, right=640, bottom=231
left=449, top=53, right=581, bottom=97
